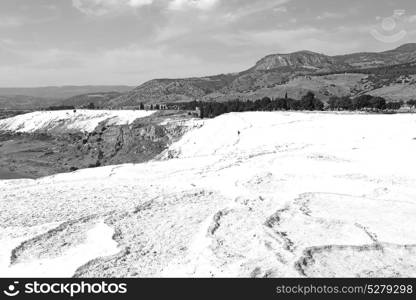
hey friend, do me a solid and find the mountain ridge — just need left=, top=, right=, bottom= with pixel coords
left=108, top=43, right=416, bottom=107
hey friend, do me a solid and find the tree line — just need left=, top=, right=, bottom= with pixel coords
left=170, top=92, right=414, bottom=118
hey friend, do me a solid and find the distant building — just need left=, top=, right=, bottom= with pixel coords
left=145, top=103, right=168, bottom=110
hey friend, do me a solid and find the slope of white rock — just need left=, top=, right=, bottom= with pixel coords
left=0, top=110, right=155, bottom=133
left=1, top=112, right=416, bottom=277
left=0, top=220, right=119, bottom=277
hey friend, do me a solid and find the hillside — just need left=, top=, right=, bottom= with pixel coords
left=109, top=44, right=416, bottom=107
left=109, top=74, right=237, bottom=107
left=252, top=50, right=348, bottom=72
left=0, top=110, right=155, bottom=134
left=0, top=95, right=61, bottom=110
left=1, top=112, right=416, bottom=277
left=335, top=43, right=416, bottom=68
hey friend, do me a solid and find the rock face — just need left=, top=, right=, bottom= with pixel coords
left=108, top=44, right=416, bottom=107
left=0, top=112, right=195, bottom=178
left=75, top=115, right=191, bottom=169
left=252, top=51, right=340, bottom=71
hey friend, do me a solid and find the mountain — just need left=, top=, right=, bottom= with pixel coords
left=0, top=86, right=136, bottom=110
left=108, top=74, right=237, bottom=107
left=0, top=86, right=134, bottom=101
left=109, top=44, right=416, bottom=107
left=252, top=50, right=348, bottom=72
left=2, top=45, right=415, bottom=110
left=62, top=92, right=124, bottom=108
left=0, top=95, right=62, bottom=110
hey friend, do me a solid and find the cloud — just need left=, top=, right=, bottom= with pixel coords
left=72, top=0, right=220, bottom=16
left=72, top=0, right=154, bottom=16
left=0, top=17, right=24, bottom=28
left=168, top=0, right=219, bottom=11
left=316, top=12, right=345, bottom=20
left=220, top=0, right=290, bottom=23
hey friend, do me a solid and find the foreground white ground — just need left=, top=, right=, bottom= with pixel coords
left=0, top=110, right=155, bottom=133
left=1, top=112, right=416, bottom=277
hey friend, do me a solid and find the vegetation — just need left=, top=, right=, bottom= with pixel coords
left=320, top=62, right=416, bottom=89
left=172, top=93, right=325, bottom=118
left=328, top=95, right=388, bottom=111
left=407, top=100, right=416, bottom=107
left=44, top=105, right=75, bottom=111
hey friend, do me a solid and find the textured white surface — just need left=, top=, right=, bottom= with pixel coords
left=1, top=112, right=416, bottom=277
left=0, top=110, right=155, bottom=133
left=0, top=221, right=119, bottom=277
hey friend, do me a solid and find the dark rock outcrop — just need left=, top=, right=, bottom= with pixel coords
left=0, top=112, right=192, bottom=178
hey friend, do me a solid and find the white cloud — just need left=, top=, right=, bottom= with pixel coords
left=316, top=12, right=345, bottom=20
left=221, top=0, right=290, bottom=23
left=168, top=0, right=219, bottom=11
left=72, top=0, right=154, bottom=16
left=72, top=0, right=222, bottom=15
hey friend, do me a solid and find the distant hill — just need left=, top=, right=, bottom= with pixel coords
left=2, top=44, right=416, bottom=110
left=0, top=86, right=134, bottom=99
left=109, top=43, right=416, bottom=107
left=0, top=86, right=135, bottom=110
left=0, top=95, right=61, bottom=110
left=335, top=43, right=416, bottom=68
left=108, top=75, right=237, bottom=107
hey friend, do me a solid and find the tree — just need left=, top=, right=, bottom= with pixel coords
left=328, top=96, right=339, bottom=110
left=86, top=102, right=95, bottom=109
left=313, top=98, right=324, bottom=111
left=339, top=96, right=353, bottom=110
left=369, top=97, right=386, bottom=110
left=287, top=99, right=302, bottom=110
left=139, top=103, right=145, bottom=110
left=300, top=91, right=316, bottom=110
left=385, top=102, right=402, bottom=110
left=275, top=98, right=288, bottom=110
left=407, top=100, right=416, bottom=107
left=354, top=95, right=372, bottom=110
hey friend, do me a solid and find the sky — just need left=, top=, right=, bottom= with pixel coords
left=1, top=0, right=416, bottom=87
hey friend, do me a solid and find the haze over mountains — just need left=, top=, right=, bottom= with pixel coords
left=2, top=44, right=416, bottom=110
